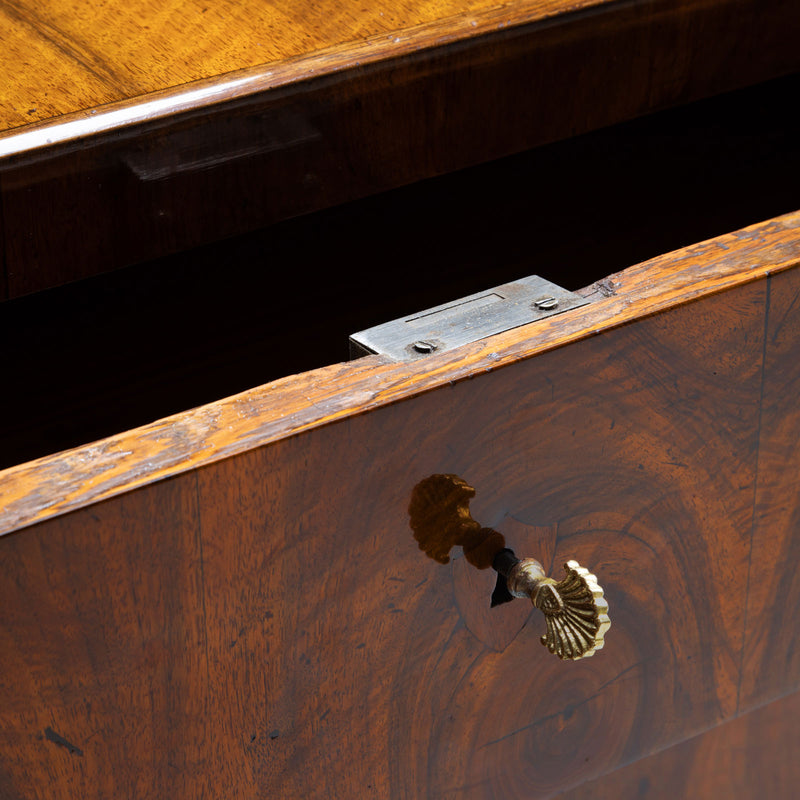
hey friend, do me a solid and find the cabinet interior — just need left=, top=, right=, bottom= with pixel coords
left=2, top=72, right=799, bottom=469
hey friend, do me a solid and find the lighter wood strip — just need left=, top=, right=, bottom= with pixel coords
left=1, top=211, right=799, bottom=536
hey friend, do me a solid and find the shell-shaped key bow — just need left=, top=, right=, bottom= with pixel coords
left=498, top=552, right=610, bottom=659
left=408, top=474, right=610, bottom=660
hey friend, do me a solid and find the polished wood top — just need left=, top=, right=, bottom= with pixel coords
left=1, top=0, right=606, bottom=133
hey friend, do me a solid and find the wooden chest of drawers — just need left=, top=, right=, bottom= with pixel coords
left=2, top=1, right=800, bottom=797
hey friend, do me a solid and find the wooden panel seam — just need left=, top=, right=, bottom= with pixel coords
left=736, top=271, right=772, bottom=714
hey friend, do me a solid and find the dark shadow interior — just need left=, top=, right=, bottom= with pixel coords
left=2, top=72, right=800, bottom=468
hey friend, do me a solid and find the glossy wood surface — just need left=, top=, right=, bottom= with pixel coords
left=2, top=0, right=799, bottom=296
left=1, top=220, right=799, bottom=796
left=0, top=0, right=608, bottom=132
left=558, top=691, right=800, bottom=799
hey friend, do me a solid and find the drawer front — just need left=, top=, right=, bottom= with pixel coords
left=1, top=219, right=799, bottom=796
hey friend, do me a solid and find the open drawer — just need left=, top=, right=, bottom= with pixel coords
left=3, top=0, right=800, bottom=796
left=2, top=204, right=800, bottom=796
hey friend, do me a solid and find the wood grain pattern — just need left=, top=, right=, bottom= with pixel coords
left=556, top=691, right=800, bottom=799
left=3, top=211, right=800, bottom=538
left=738, top=266, right=800, bottom=709
left=3, top=0, right=799, bottom=295
left=0, top=242, right=791, bottom=796
left=0, top=472, right=204, bottom=798
left=0, top=0, right=608, bottom=133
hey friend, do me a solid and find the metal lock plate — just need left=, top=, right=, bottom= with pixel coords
left=349, top=275, right=589, bottom=361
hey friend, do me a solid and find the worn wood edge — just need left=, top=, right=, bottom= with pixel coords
left=1, top=211, right=799, bottom=537
left=0, top=0, right=611, bottom=158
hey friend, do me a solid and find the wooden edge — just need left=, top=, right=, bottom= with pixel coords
left=0, top=0, right=608, bottom=159
left=1, top=212, right=799, bottom=536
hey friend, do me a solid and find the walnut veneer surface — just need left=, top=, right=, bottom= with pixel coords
left=2, top=1, right=800, bottom=795
left=1, top=214, right=800, bottom=798
left=558, top=691, right=800, bottom=799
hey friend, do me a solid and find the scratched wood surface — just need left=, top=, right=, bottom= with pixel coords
left=2, top=252, right=796, bottom=795
left=2, top=0, right=799, bottom=297
left=557, top=690, right=800, bottom=799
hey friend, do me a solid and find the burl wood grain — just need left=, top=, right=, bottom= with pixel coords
left=557, top=691, right=800, bottom=799
left=0, top=263, right=788, bottom=795
left=3, top=0, right=799, bottom=295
